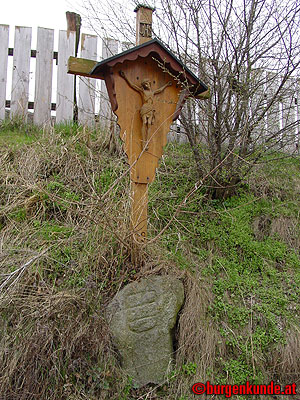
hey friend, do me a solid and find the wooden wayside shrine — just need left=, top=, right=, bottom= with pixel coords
left=68, top=5, right=208, bottom=255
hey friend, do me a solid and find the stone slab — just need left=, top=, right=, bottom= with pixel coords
left=106, top=275, right=184, bottom=387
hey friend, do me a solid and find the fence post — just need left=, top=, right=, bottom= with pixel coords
left=66, top=12, right=81, bottom=123
left=0, top=25, right=9, bottom=121
left=251, top=69, right=267, bottom=144
left=56, top=30, right=75, bottom=123
left=34, top=27, right=54, bottom=126
left=99, top=38, right=118, bottom=130
left=77, top=33, right=97, bottom=127
left=266, top=72, right=280, bottom=140
left=282, top=78, right=297, bottom=151
left=10, top=26, right=32, bottom=121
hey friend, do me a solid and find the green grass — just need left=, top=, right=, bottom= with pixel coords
left=0, top=124, right=299, bottom=399
left=0, top=117, right=40, bottom=145
left=0, top=130, right=37, bottom=145
left=149, top=145, right=300, bottom=390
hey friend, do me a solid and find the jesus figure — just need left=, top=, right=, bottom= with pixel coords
left=119, top=70, right=172, bottom=149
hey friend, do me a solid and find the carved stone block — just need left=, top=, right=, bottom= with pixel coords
left=106, top=276, right=184, bottom=387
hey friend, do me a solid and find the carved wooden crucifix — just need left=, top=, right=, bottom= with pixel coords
left=119, top=70, right=172, bottom=150
left=68, top=5, right=209, bottom=254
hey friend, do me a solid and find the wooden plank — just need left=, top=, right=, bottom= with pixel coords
left=10, top=26, right=32, bottom=120
left=282, top=78, right=296, bottom=150
left=266, top=72, right=280, bottom=136
left=131, top=182, right=148, bottom=242
left=282, top=78, right=295, bottom=130
left=68, top=56, right=98, bottom=77
left=66, top=12, right=81, bottom=57
left=56, top=30, right=76, bottom=123
left=34, top=27, right=54, bottom=125
left=135, top=6, right=154, bottom=45
left=0, top=25, right=9, bottom=121
left=113, top=56, right=181, bottom=184
left=100, top=38, right=118, bottom=129
left=251, top=69, right=267, bottom=143
left=78, top=33, right=98, bottom=126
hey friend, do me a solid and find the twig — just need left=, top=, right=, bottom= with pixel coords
left=0, top=247, right=49, bottom=297
left=145, top=146, right=238, bottom=245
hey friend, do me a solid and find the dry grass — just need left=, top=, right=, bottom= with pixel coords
left=270, top=216, right=300, bottom=252
left=277, top=324, right=300, bottom=381
left=253, top=215, right=300, bottom=251
left=0, top=127, right=139, bottom=399
left=0, top=126, right=213, bottom=400
left=0, top=126, right=299, bottom=399
left=171, top=271, right=226, bottom=398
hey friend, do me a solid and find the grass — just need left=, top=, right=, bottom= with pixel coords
left=149, top=148, right=300, bottom=397
left=0, top=117, right=40, bottom=146
left=0, top=121, right=299, bottom=399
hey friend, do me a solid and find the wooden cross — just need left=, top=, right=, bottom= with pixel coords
left=68, top=5, right=208, bottom=254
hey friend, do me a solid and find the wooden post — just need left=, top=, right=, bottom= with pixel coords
left=67, top=7, right=209, bottom=264
left=100, top=38, right=118, bottom=130
left=34, top=27, right=54, bottom=126
left=131, top=5, right=155, bottom=258
left=11, top=26, right=32, bottom=121
left=56, top=30, right=76, bottom=123
left=66, top=12, right=81, bottom=122
left=66, top=12, right=81, bottom=57
left=131, top=182, right=148, bottom=241
left=0, top=25, right=9, bottom=121
left=131, top=181, right=148, bottom=263
left=78, top=34, right=97, bottom=127
left=134, top=5, right=155, bottom=45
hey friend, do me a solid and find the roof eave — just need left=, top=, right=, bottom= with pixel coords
left=90, top=38, right=208, bottom=96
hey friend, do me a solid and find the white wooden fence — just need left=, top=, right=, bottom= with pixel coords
left=0, top=24, right=121, bottom=127
left=0, top=24, right=298, bottom=150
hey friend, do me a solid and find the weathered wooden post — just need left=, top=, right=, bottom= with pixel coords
left=135, top=4, right=154, bottom=45
left=66, top=12, right=81, bottom=123
left=130, top=5, right=155, bottom=251
left=68, top=5, right=209, bottom=260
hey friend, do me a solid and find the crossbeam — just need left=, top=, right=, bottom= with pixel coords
left=67, top=56, right=101, bottom=78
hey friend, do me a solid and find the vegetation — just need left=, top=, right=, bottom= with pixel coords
left=81, top=0, right=300, bottom=199
left=156, top=0, right=300, bottom=199
left=0, top=121, right=299, bottom=399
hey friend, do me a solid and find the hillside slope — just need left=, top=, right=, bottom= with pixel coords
left=0, top=122, right=299, bottom=399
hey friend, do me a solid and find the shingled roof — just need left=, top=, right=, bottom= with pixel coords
left=90, top=38, right=208, bottom=98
